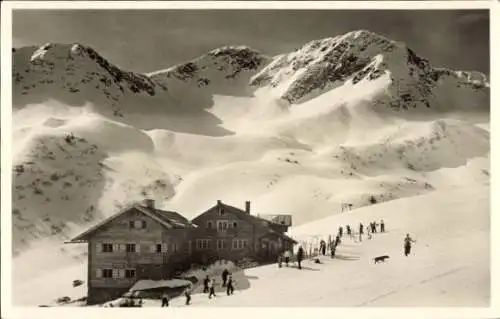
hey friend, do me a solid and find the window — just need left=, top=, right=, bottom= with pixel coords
left=102, top=243, right=113, bottom=253
left=232, top=239, right=248, bottom=250
left=125, top=269, right=136, bottom=278
left=233, top=222, right=237, bottom=229
left=206, top=221, right=213, bottom=229
left=102, top=268, right=113, bottom=278
left=217, top=220, right=228, bottom=232
left=197, top=239, right=210, bottom=249
left=217, top=240, right=226, bottom=250
left=151, top=243, right=166, bottom=253
left=126, top=243, right=136, bottom=253
left=129, top=220, right=146, bottom=229
left=219, top=207, right=225, bottom=215
left=96, top=268, right=134, bottom=279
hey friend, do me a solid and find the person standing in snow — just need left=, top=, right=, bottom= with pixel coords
left=380, top=219, right=385, bottom=233
left=404, top=233, right=416, bottom=256
left=330, top=243, right=337, bottom=258
left=359, top=223, right=364, bottom=235
left=367, top=225, right=372, bottom=240
left=226, top=275, right=234, bottom=296
left=297, top=246, right=304, bottom=270
left=338, top=226, right=343, bottom=238
left=184, top=285, right=192, bottom=305
left=203, top=275, right=210, bottom=293
left=319, top=240, right=326, bottom=256
left=284, top=249, right=292, bottom=267
left=208, top=278, right=216, bottom=299
left=346, top=225, right=351, bottom=237
left=222, top=268, right=230, bottom=287
left=335, top=234, right=341, bottom=247
left=161, top=292, right=169, bottom=307
left=278, top=254, right=283, bottom=268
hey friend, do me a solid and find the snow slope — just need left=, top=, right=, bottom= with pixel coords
left=11, top=30, right=489, bottom=306
left=167, top=185, right=489, bottom=307
left=18, top=185, right=487, bottom=307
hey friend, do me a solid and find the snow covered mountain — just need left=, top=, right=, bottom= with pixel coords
left=250, top=30, right=488, bottom=111
left=11, top=30, right=490, bottom=306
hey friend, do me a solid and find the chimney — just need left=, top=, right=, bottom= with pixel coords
left=144, top=199, right=155, bottom=209
left=245, top=201, right=251, bottom=214
left=217, top=200, right=222, bottom=206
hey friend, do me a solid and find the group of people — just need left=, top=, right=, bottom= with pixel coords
left=354, top=219, right=386, bottom=241
left=278, top=245, right=305, bottom=269
left=159, top=267, right=237, bottom=307
left=202, top=268, right=235, bottom=299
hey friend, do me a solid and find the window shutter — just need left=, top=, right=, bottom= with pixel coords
left=113, top=243, right=119, bottom=252
left=118, top=269, right=125, bottom=278
left=120, top=244, right=126, bottom=252
left=136, top=243, right=140, bottom=253
left=112, top=268, right=119, bottom=279
left=150, top=244, right=156, bottom=253
left=96, top=268, right=102, bottom=278
left=96, top=243, right=103, bottom=253
left=162, top=243, right=167, bottom=253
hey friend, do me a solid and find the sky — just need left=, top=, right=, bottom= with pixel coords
left=13, top=10, right=489, bottom=75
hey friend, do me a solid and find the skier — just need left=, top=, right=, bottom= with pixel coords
left=335, top=234, right=341, bottom=247
left=330, top=243, right=336, bottom=258
left=226, top=275, right=234, bottom=296
left=222, top=268, right=229, bottom=287
left=380, top=219, right=385, bottom=233
left=161, top=292, right=169, bottom=307
left=320, top=240, right=326, bottom=256
left=208, top=278, right=216, bottom=299
left=184, top=285, right=192, bottom=306
left=297, top=246, right=305, bottom=270
left=404, top=233, right=416, bottom=257
left=203, top=275, right=210, bottom=293
left=346, top=225, right=351, bottom=237
left=278, top=254, right=283, bottom=268
left=284, top=249, right=292, bottom=267
left=367, top=225, right=372, bottom=240
left=339, top=226, right=343, bottom=238
left=359, top=223, right=364, bottom=235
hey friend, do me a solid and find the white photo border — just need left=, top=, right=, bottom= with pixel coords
left=1, top=1, right=498, bottom=319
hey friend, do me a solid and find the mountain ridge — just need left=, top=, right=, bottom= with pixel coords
left=13, top=30, right=489, bottom=115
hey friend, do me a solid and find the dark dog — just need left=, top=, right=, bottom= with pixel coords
left=373, top=255, right=390, bottom=263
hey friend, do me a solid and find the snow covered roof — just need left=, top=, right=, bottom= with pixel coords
left=258, top=214, right=293, bottom=227
left=67, top=204, right=195, bottom=243
left=136, top=206, right=195, bottom=229
left=129, top=279, right=192, bottom=292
